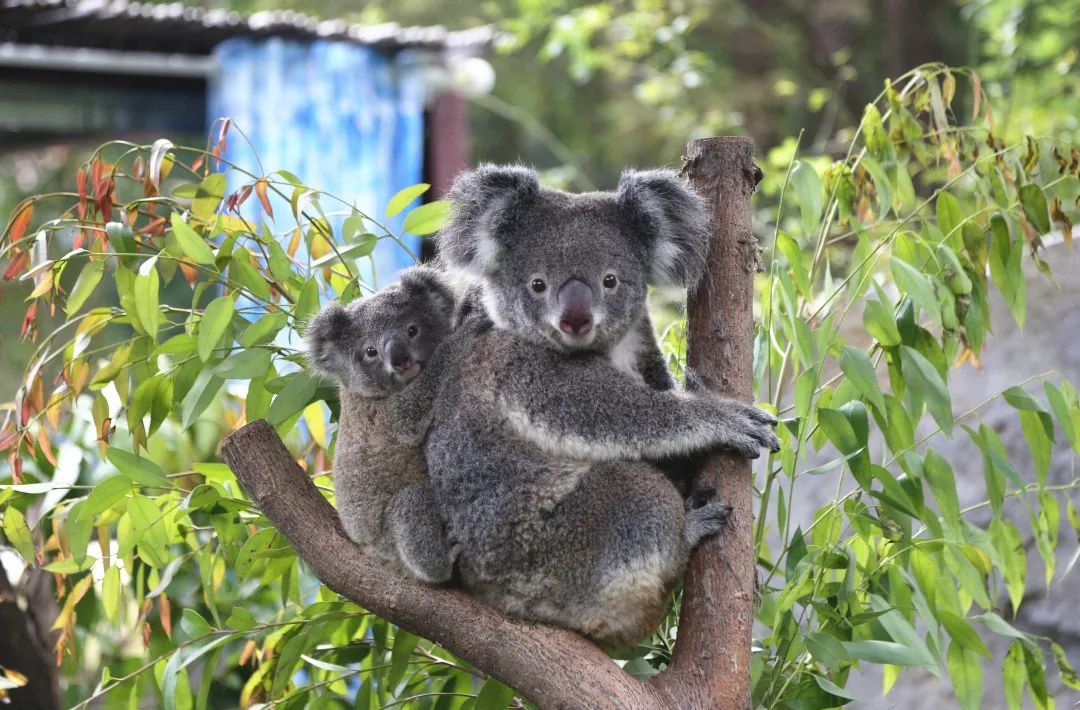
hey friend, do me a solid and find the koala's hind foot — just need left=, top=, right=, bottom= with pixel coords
left=390, top=485, right=457, bottom=584
left=682, top=501, right=733, bottom=549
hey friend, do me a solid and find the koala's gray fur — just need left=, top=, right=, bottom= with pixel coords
left=305, top=265, right=460, bottom=584
left=425, top=165, right=780, bottom=648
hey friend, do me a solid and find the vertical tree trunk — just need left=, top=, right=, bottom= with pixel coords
left=656, top=137, right=760, bottom=708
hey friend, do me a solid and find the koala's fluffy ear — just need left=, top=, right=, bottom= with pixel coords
left=398, top=265, right=457, bottom=325
left=436, top=164, right=540, bottom=278
left=617, top=169, right=711, bottom=288
left=304, top=303, right=354, bottom=379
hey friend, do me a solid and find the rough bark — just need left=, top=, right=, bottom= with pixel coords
left=0, top=567, right=60, bottom=710
left=221, top=137, right=760, bottom=709
left=655, top=137, right=760, bottom=708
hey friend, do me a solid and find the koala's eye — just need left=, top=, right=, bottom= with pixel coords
left=603, top=273, right=618, bottom=289
left=531, top=278, right=547, bottom=294
left=407, top=325, right=419, bottom=338
left=365, top=347, right=378, bottom=358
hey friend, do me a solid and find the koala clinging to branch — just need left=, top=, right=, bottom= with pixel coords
left=305, top=266, right=459, bottom=584
left=426, top=165, right=779, bottom=648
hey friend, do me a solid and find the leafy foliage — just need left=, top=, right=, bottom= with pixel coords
left=0, top=64, right=1078, bottom=708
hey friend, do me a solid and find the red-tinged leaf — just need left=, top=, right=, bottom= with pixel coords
left=971, top=72, right=982, bottom=120
left=99, top=416, right=112, bottom=444
left=139, top=216, right=166, bottom=236
left=180, top=262, right=199, bottom=285
left=7, top=203, right=33, bottom=243
left=191, top=156, right=204, bottom=172
left=255, top=179, right=273, bottom=218
left=10, top=451, right=23, bottom=484
left=235, top=184, right=253, bottom=209
left=4, top=250, right=29, bottom=280
left=20, top=301, right=38, bottom=339
left=73, top=230, right=84, bottom=249
left=239, top=639, right=257, bottom=666
left=142, top=622, right=151, bottom=648
left=160, top=595, right=172, bottom=639
left=217, top=118, right=231, bottom=153
left=76, top=167, right=87, bottom=201
left=0, top=430, right=21, bottom=452
left=36, top=426, right=56, bottom=467
left=91, top=159, right=104, bottom=194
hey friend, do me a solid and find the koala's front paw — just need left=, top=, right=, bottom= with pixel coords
left=723, top=402, right=781, bottom=458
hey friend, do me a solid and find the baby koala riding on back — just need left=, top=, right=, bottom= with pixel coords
left=305, top=265, right=458, bottom=583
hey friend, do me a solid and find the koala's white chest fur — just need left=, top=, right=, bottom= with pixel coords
left=608, top=325, right=646, bottom=384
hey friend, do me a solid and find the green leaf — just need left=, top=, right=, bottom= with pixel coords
left=474, top=678, right=517, bottom=710
left=812, top=674, right=858, bottom=702
left=386, top=183, right=431, bottom=218
left=402, top=200, right=451, bottom=235
left=294, top=278, right=321, bottom=326
left=181, top=371, right=224, bottom=429
left=867, top=595, right=937, bottom=668
left=197, top=296, right=235, bottom=362
left=862, top=299, right=901, bottom=347
left=171, top=213, right=216, bottom=265
left=241, top=313, right=288, bottom=348
left=900, top=346, right=953, bottom=434
left=133, top=257, right=160, bottom=340
left=1004, top=641, right=1026, bottom=710
left=936, top=191, right=964, bottom=240
left=267, top=372, right=319, bottom=426
left=2, top=506, right=36, bottom=562
left=838, top=346, right=885, bottom=412
left=102, top=565, right=121, bottom=622
left=923, top=450, right=961, bottom=528
left=891, top=258, right=941, bottom=324
left=817, top=407, right=860, bottom=455
left=234, top=528, right=278, bottom=579
left=938, top=611, right=990, bottom=657
left=127, top=496, right=168, bottom=568
left=843, top=640, right=928, bottom=666
left=192, top=173, right=226, bottom=223
left=947, top=641, right=983, bottom=710
left=806, top=631, right=853, bottom=671
left=1019, top=184, right=1051, bottom=234
left=1050, top=642, right=1080, bottom=690
left=226, top=606, right=257, bottom=632
left=388, top=630, right=420, bottom=687
left=230, top=248, right=271, bottom=301
left=66, top=500, right=93, bottom=565
left=789, top=160, right=823, bottom=237
left=212, top=349, right=272, bottom=380
left=107, top=447, right=168, bottom=488
left=66, top=259, right=105, bottom=315
left=859, top=155, right=893, bottom=217
left=180, top=609, right=213, bottom=638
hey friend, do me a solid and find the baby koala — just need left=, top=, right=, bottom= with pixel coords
left=305, top=265, right=458, bottom=583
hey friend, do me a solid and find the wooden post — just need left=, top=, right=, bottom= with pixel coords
left=656, top=137, right=761, bottom=709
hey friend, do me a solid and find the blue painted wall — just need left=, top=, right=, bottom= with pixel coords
left=208, top=38, right=427, bottom=286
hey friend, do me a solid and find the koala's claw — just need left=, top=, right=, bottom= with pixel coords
left=684, top=501, right=734, bottom=547
left=687, top=487, right=717, bottom=510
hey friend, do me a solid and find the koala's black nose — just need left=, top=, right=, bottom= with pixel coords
left=387, top=342, right=413, bottom=372
left=557, top=278, right=594, bottom=337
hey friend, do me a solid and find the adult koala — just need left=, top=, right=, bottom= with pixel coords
left=426, top=164, right=779, bottom=648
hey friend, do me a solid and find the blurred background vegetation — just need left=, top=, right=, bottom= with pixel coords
left=2, top=0, right=1078, bottom=394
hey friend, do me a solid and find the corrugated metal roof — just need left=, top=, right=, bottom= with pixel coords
left=0, top=0, right=496, bottom=54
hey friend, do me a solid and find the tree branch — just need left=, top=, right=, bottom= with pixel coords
left=655, top=137, right=761, bottom=708
left=221, top=420, right=665, bottom=709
